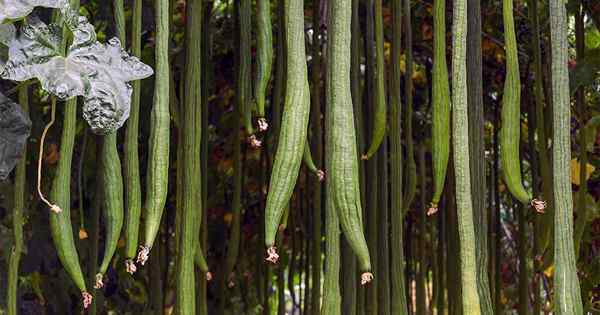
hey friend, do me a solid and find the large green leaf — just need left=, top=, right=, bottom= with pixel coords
left=570, top=48, right=600, bottom=93
left=0, top=0, right=68, bottom=24
left=0, top=91, right=31, bottom=180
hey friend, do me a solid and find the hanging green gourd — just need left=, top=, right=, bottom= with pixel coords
left=500, top=0, right=545, bottom=213
left=428, top=0, right=451, bottom=216
left=254, top=0, right=273, bottom=133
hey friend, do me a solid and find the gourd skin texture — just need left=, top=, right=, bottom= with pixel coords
left=123, top=0, right=143, bottom=268
left=140, top=0, right=170, bottom=262
left=255, top=0, right=273, bottom=119
left=362, top=0, right=386, bottom=160
left=176, top=0, right=203, bottom=313
left=450, top=0, right=482, bottom=311
left=403, top=0, right=416, bottom=214
left=97, top=134, right=124, bottom=285
left=430, top=0, right=450, bottom=210
left=500, top=0, right=531, bottom=205
left=549, top=0, right=584, bottom=312
left=264, top=0, right=310, bottom=250
left=327, top=0, right=372, bottom=275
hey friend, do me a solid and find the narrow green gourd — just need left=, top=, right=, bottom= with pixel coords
left=7, top=86, right=27, bottom=315
left=254, top=0, right=273, bottom=131
left=176, top=0, right=203, bottom=313
left=549, top=0, right=584, bottom=312
left=327, top=0, right=373, bottom=283
left=390, top=0, right=408, bottom=313
left=403, top=0, right=416, bottom=214
left=377, top=139, right=390, bottom=315
left=264, top=0, right=310, bottom=261
left=138, top=0, right=170, bottom=266
left=303, top=136, right=325, bottom=181
left=95, top=0, right=127, bottom=288
left=240, top=0, right=256, bottom=145
left=362, top=0, right=386, bottom=160
left=450, top=0, right=482, bottom=310
left=48, top=1, right=91, bottom=307
left=428, top=0, right=450, bottom=215
left=123, top=0, right=143, bottom=274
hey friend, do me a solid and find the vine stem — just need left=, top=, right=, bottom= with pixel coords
left=37, top=97, right=62, bottom=213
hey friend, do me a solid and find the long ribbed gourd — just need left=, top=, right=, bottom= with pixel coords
left=450, top=0, right=482, bottom=310
left=48, top=0, right=91, bottom=308
left=175, top=0, right=203, bottom=313
left=403, top=0, right=416, bottom=214
left=500, top=0, right=545, bottom=213
left=377, top=139, right=390, bottom=315
left=362, top=0, right=386, bottom=160
left=254, top=0, right=273, bottom=131
left=137, top=0, right=170, bottom=266
left=123, top=0, right=143, bottom=274
left=95, top=0, right=127, bottom=288
left=240, top=0, right=257, bottom=146
left=549, top=0, right=584, bottom=311
left=428, top=0, right=450, bottom=215
left=264, top=0, right=310, bottom=262
left=7, top=87, right=28, bottom=315
left=390, top=0, right=408, bottom=313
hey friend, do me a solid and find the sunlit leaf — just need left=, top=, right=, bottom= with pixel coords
left=570, top=158, right=595, bottom=186
left=0, top=91, right=31, bottom=180
left=0, top=0, right=68, bottom=24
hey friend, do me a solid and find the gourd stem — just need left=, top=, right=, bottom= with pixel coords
left=37, top=97, right=61, bottom=213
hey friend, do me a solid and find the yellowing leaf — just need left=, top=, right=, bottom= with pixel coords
left=544, top=264, right=554, bottom=278
left=570, top=158, right=595, bottom=185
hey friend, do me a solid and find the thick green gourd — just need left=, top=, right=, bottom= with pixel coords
left=138, top=0, right=170, bottom=265
left=96, top=0, right=127, bottom=288
left=7, top=86, right=27, bottom=315
left=450, top=0, right=482, bottom=310
left=254, top=0, right=273, bottom=130
left=362, top=0, right=386, bottom=160
left=176, top=0, right=203, bottom=313
left=123, top=0, right=143, bottom=273
left=327, top=0, right=372, bottom=281
left=403, top=0, right=416, bottom=214
left=429, top=0, right=450, bottom=215
left=264, top=0, right=310, bottom=259
left=500, top=0, right=531, bottom=205
left=549, top=0, right=584, bottom=312
left=390, top=0, right=408, bottom=313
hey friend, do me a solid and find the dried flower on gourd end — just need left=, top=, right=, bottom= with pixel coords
left=78, top=228, right=88, bottom=239
left=125, top=259, right=137, bottom=274
left=360, top=154, right=368, bottom=161
left=136, top=245, right=150, bottom=266
left=360, top=272, right=374, bottom=285
left=257, top=118, right=269, bottom=132
left=248, top=134, right=262, bottom=148
left=206, top=271, right=213, bottom=281
left=82, top=292, right=93, bottom=309
left=427, top=203, right=439, bottom=216
left=531, top=198, right=546, bottom=214
left=50, top=204, right=62, bottom=213
left=265, top=246, right=279, bottom=264
left=94, top=273, right=104, bottom=289
left=316, top=170, right=326, bottom=182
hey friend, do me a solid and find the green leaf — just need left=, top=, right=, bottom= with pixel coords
left=570, top=48, right=600, bottom=93
left=0, top=0, right=69, bottom=24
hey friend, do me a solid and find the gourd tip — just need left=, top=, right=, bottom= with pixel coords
left=50, top=204, right=62, bottom=213
left=360, top=272, right=374, bottom=285
left=94, top=273, right=104, bottom=289
left=316, top=170, right=325, bottom=182
left=82, top=291, right=93, bottom=309
left=426, top=203, right=438, bottom=216
left=206, top=271, right=213, bottom=281
left=361, top=154, right=369, bottom=161
left=125, top=259, right=137, bottom=274
left=531, top=198, right=546, bottom=214
left=136, top=245, right=150, bottom=266
left=265, top=246, right=279, bottom=264
left=257, top=118, right=269, bottom=132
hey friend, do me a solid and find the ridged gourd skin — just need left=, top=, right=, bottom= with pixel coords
left=450, top=0, right=482, bottom=311
left=403, top=0, right=416, bottom=214
left=327, top=0, right=372, bottom=276
left=362, top=0, right=386, bottom=160
left=264, top=0, right=310, bottom=250
left=240, top=0, right=255, bottom=140
left=390, top=0, right=408, bottom=313
left=549, top=0, right=584, bottom=312
left=96, top=0, right=127, bottom=287
left=500, top=0, right=531, bottom=205
left=123, top=0, right=143, bottom=271
left=138, top=0, right=170, bottom=264
left=48, top=0, right=90, bottom=307
left=176, top=0, right=203, bottom=313
left=430, top=0, right=450, bottom=212
left=255, top=0, right=273, bottom=120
